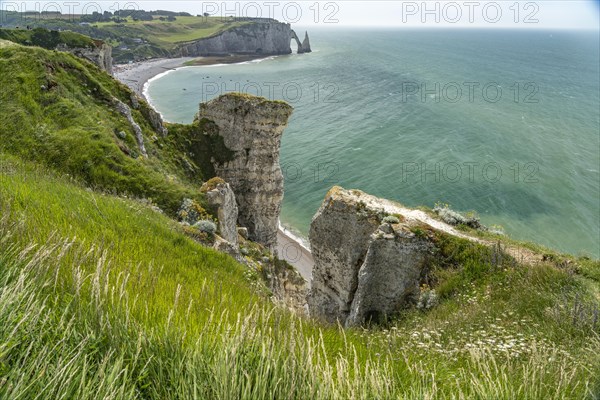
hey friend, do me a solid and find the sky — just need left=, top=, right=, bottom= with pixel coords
left=2, top=1, right=599, bottom=29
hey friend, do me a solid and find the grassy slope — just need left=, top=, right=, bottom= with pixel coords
left=0, top=40, right=233, bottom=215
left=0, top=41, right=599, bottom=398
left=94, top=16, right=250, bottom=45
left=2, top=155, right=599, bottom=399
left=0, top=27, right=97, bottom=49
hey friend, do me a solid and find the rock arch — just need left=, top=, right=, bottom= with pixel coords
left=291, top=30, right=312, bottom=54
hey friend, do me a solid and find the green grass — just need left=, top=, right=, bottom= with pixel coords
left=0, top=27, right=97, bottom=49
left=94, top=16, right=250, bottom=44
left=0, top=15, right=253, bottom=62
left=0, top=41, right=231, bottom=216
left=1, top=156, right=598, bottom=399
left=0, top=40, right=599, bottom=398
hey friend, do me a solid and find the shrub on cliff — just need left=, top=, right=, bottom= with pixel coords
left=178, top=198, right=213, bottom=225
left=434, top=203, right=482, bottom=229
left=194, top=220, right=217, bottom=235
left=383, top=215, right=400, bottom=224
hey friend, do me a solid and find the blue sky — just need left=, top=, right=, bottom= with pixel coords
left=3, top=1, right=599, bottom=29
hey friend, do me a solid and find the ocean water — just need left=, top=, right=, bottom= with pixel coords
left=146, top=28, right=600, bottom=257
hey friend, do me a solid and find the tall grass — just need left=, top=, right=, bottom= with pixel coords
left=1, top=231, right=597, bottom=399
left=1, top=158, right=599, bottom=398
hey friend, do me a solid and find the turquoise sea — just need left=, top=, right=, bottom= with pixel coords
left=146, top=28, right=600, bottom=257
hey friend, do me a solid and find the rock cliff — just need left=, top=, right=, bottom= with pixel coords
left=264, top=260, right=309, bottom=314
left=308, top=187, right=475, bottom=327
left=113, top=98, right=147, bottom=157
left=179, top=21, right=311, bottom=56
left=130, top=93, right=168, bottom=136
left=58, top=41, right=113, bottom=75
left=180, top=21, right=293, bottom=56
left=198, top=93, right=293, bottom=250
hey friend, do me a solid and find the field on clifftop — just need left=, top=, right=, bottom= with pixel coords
left=0, top=38, right=599, bottom=399
left=0, top=12, right=250, bottom=62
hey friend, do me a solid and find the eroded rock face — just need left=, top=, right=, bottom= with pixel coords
left=206, top=182, right=239, bottom=246
left=198, top=94, right=293, bottom=250
left=113, top=98, right=147, bottom=157
left=308, top=187, right=437, bottom=327
left=264, top=261, right=308, bottom=314
left=59, top=42, right=113, bottom=74
left=301, top=31, right=312, bottom=53
left=308, top=191, right=381, bottom=323
left=291, top=30, right=311, bottom=54
left=130, top=93, right=168, bottom=136
left=346, top=225, right=433, bottom=326
left=180, top=21, right=293, bottom=56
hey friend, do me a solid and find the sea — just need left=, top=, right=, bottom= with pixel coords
left=146, top=28, right=600, bottom=258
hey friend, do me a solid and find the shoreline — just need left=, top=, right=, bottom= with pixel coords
left=113, top=54, right=277, bottom=99
left=277, top=227, right=314, bottom=285
left=113, top=57, right=195, bottom=98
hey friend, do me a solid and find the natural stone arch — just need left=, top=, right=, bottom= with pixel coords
left=291, top=30, right=311, bottom=54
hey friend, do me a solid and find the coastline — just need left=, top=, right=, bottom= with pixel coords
left=277, top=223, right=314, bottom=285
left=113, top=55, right=315, bottom=283
left=113, top=54, right=277, bottom=99
left=113, top=57, right=195, bottom=97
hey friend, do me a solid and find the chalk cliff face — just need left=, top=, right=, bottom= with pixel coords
left=264, top=260, right=308, bottom=314
left=130, top=93, right=168, bottom=136
left=58, top=42, right=113, bottom=75
left=180, top=22, right=294, bottom=56
left=113, top=98, right=147, bottom=157
left=308, top=187, right=443, bottom=327
left=198, top=94, right=293, bottom=250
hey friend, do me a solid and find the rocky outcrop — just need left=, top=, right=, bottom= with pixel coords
left=179, top=21, right=311, bottom=56
left=264, top=260, right=308, bottom=313
left=291, top=30, right=311, bottom=54
left=198, top=93, right=293, bottom=250
left=346, top=227, right=434, bottom=326
left=206, top=182, right=239, bottom=246
left=113, top=98, right=147, bottom=158
left=130, top=94, right=168, bottom=136
left=180, top=21, right=293, bottom=56
left=213, top=235, right=243, bottom=262
left=308, top=187, right=472, bottom=327
left=58, top=41, right=113, bottom=75
left=301, top=32, right=312, bottom=53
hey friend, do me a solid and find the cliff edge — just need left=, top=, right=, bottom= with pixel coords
left=58, top=41, right=113, bottom=75
left=180, top=21, right=311, bottom=56
left=308, top=187, right=481, bottom=327
left=180, top=21, right=294, bottom=56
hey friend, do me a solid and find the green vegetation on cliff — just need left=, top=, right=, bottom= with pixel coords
left=0, top=12, right=251, bottom=62
left=0, top=36, right=599, bottom=398
left=0, top=27, right=97, bottom=49
left=0, top=40, right=234, bottom=214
